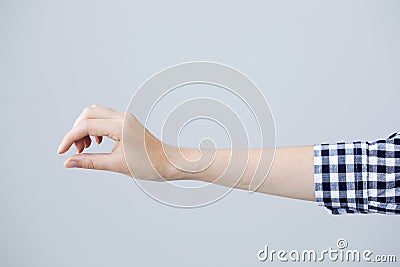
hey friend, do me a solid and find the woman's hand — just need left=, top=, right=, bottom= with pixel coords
left=57, top=105, right=315, bottom=201
left=57, top=105, right=173, bottom=181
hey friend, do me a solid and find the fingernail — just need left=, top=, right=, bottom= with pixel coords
left=57, top=143, right=64, bottom=154
left=65, top=160, right=78, bottom=168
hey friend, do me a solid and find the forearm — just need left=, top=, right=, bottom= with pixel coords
left=164, top=146, right=315, bottom=201
left=59, top=106, right=400, bottom=215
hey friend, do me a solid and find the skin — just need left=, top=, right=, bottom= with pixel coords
left=57, top=105, right=315, bottom=202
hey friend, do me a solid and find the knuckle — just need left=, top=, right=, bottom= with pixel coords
left=116, top=119, right=124, bottom=133
left=81, top=118, right=90, bottom=128
left=76, top=119, right=91, bottom=136
left=83, top=158, right=96, bottom=169
left=79, top=107, right=92, bottom=120
left=125, top=112, right=136, bottom=123
left=82, top=106, right=91, bottom=114
left=117, top=117, right=124, bottom=126
left=118, top=111, right=125, bottom=119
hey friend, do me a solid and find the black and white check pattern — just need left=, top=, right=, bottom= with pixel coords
left=314, top=132, right=400, bottom=215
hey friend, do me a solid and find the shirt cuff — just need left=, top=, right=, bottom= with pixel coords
left=314, top=132, right=400, bottom=215
left=314, top=141, right=369, bottom=215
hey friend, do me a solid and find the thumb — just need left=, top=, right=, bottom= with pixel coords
left=64, top=153, right=123, bottom=173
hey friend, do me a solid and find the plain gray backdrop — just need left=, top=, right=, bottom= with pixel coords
left=1, top=0, right=399, bottom=266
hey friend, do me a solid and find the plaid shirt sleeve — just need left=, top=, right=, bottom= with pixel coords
left=314, top=131, right=400, bottom=215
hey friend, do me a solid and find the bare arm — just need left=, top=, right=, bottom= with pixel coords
left=167, top=146, right=315, bottom=201
left=58, top=106, right=315, bottom=202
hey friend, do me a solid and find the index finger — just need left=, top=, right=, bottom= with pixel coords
left=73, top=105, right=122, bottom=128
left=57, top=119, right=122, bottom=154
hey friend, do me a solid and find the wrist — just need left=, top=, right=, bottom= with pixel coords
left=158, top=145, right=202, bottom=181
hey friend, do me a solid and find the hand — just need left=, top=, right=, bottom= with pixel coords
left=57, top=105, right=172, bottom=181
left=57, top=105, right=315, bottom=201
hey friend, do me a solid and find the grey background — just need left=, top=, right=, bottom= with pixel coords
left=1, top=0, right=399, bottom=266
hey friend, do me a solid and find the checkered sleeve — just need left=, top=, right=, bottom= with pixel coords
left=314, top=131, right=400, bottom=215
